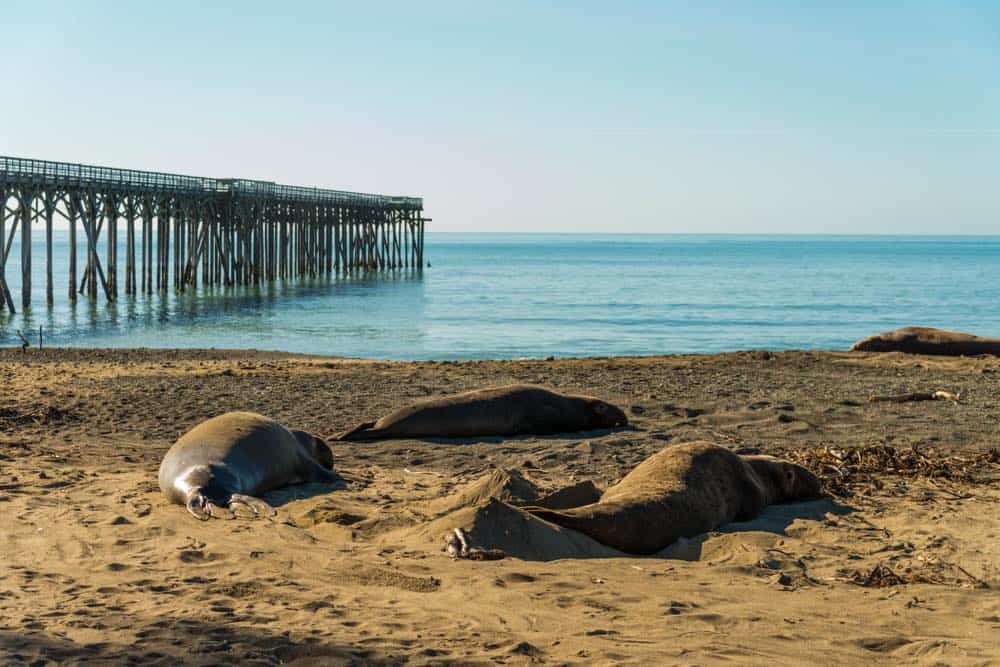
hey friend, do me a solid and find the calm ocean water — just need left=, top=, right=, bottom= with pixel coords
left=0, top=233, right=998, bottom=359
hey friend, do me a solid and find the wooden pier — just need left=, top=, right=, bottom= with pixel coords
left=0, top=156, right=426, bottom=313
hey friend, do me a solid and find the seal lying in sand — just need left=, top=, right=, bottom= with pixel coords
left=336, top=385, right=628, bottom=441
left=851, top=327, right=1000, bottom=356
left=159, top=412, right=336, bottom=520
left=525, top=441, right=822, bottom=554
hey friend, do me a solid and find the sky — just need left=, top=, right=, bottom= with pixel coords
left=1, top=1, right=998, bottom=234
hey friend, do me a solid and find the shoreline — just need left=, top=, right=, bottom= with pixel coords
left=0, top=343, right=990, bottom=360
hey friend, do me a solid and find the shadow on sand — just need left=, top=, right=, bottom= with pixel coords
left=263, top=477, right=350, bottom=509
left=413, top=425, right=636, bottom=446
left=658, top=497, right=853, bottom=561
left=0, top=621, right=404, bottom=666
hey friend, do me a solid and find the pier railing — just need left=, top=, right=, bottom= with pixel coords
left=0, top=155, right=427, bottom=313
left=0, top=156, right=422, bottom=208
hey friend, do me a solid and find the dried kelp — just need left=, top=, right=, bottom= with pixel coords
left=785, top=444, right=1000, bottom=497
left=848, top=558, right=989, bottom=589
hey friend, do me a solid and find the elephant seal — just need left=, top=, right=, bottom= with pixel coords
left=159, top=411, right=336, bottom=520
left=335, top=385, right=627, bottom=441
left=850, top=326, right=1000, bottom=356
left=524, top=441, right=822, bottom=554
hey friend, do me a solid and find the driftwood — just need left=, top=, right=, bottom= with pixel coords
left=868, top=390, right=960, bottom=404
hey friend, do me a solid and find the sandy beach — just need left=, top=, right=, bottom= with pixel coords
left=1, top=348, right=998, bottom=665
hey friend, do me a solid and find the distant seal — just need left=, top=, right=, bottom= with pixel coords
left=525, top=441, right=822, bottom=554
left=336, top=385, right=628, bottom=441
left=159, top=411, right=336, bottom=520
left=850, top=327, right=1000, bottom=356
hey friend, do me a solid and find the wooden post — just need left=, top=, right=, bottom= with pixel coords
left=45, top=193, right=54, bottom=305
left=20, top=191, right=31, bottom=308
left=0, top=187, right=14, bottom=313
left=174, top=204, right=182, bottom=290
left=418, top=214, right=425, bottom=268
left=126, top=197, right=136, bottom=295
left=68, top=194, right=77, bottom=302
left=107, top=193, right=118, bottom=300
left=142, top=198, right=152, bottom=294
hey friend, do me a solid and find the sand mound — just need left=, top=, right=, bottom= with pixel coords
left=399, top=498, right=623, bottom=561
left=425, top=468, right=540, bottom=516
left=426, top=469, right=602, bottom=519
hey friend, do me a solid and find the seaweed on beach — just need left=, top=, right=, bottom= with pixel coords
left=785, top=444, right=1000, bottom=498
left=848, top=559, right=989, bottom=589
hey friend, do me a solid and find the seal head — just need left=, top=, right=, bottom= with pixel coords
left=587, top=399, right=629, bottom=429
left=292, top=430, right=334, bottom=470
left=743, top=455, right=822, bottom=503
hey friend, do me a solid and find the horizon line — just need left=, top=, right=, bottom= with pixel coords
left=424, top=231, right=1000, bottom=237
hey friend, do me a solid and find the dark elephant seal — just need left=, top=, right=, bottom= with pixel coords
left=159, top=411, right=336, bottom=520
left=525, top=441, right=822, bottom=554
left=336, top=385, right=628, bottom=441
left=850, top=327, right=1000, bottom=356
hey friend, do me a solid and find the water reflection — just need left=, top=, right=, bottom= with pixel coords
left=0, top=268, right=426, bottom=352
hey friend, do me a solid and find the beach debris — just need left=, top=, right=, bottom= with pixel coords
left=850, top=562, right=909, bottom=587
left=15, top=330, right=29, bottom=352
left=848, top=559, right=989, bottom=589
left=403, top=467, right=439, bottom=476
left=443, top=528, right=505, bottom=561
left=785, top=444, right=999, bottom=498
left=868, top=390, right=961, bottom=403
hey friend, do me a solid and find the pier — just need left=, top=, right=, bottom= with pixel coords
left=0, top=156, right=427, bottom=313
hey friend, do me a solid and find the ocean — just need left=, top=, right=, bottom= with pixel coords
left=0, top=233, right=998, bottom=359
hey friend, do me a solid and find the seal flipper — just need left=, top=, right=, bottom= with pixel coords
left=207, top=502, right=235, bottom=520
left=186, top=494, right=212, bottom=521
left=523, top=506, right=578, bottom=528
left=228, top=494, right=277, bottom=518
left=523, top=505, right=624, bottom=550
left=335, top=421, right=379, bottom=441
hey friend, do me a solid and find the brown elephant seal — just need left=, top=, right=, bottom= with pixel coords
left=336, top=385, right=628, bottom=441
left=159, top=411, right=336, bottom=520
left=850, top=327, right=1000, bottom=356
left=524, top=441, right=822, bottom=555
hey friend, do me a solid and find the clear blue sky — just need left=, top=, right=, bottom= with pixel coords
left=2, top=1, right=998, bottom=233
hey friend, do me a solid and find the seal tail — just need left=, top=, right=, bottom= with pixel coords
left=522, top=506, right=585, bottom=531
left=334, top=421, right=379, bottom=441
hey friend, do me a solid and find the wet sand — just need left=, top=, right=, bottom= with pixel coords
left=0, top=348, right=998, bottom=665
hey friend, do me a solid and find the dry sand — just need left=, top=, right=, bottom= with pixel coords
left=0, top=348, right=998, bottom=665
